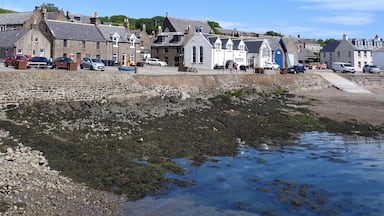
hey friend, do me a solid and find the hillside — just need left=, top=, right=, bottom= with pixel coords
left=0, top=8, right=15, bottom=13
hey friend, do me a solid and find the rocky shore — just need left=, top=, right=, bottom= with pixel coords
left=1, top=72, right=383, bottom=215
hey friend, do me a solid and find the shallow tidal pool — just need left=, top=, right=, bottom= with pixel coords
left=123, top=132, right=384, bottom=216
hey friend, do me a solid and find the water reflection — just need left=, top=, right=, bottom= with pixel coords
left=123, top=132, right=384, bottom=216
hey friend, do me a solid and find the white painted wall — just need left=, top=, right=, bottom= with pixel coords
left=183, top=33, right=213, bottom=70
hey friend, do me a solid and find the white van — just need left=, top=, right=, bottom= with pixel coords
left=332, top=62, right=356, bottom=73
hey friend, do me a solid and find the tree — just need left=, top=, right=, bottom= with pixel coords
left=265, top=31, right=283, bottom=37
left=317, top=38, right=337, bottom=47
left=208, top=21, right=222, bottom=34
left=40, top=3, right=59, bottom=12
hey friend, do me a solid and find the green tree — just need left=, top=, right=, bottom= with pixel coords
left=208, top=21, right=222, bottom=34
left=317, top=38, right=337, bottom=47
left=40, top=3, right=59, bottom=12
left=265, top=31, right=283, bottom=37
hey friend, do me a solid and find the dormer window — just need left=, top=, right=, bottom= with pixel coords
left=239, top=44, right=245, bottom=51
left=112, top=32, right=120, bottom=47
left=226, top=43, right=232, bottom=50
left=215, top=42, right=221, bottom=50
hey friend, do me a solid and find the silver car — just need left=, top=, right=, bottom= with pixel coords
left=363, top=65, right=380, bottom=73
left=80, top=57, right=105, bottom=71
left=145, top=58, right=167, bottom=66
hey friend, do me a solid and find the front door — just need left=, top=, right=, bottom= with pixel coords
left=274, top=48, right=283, bottom=69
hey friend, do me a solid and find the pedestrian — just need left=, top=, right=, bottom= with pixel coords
left=233, top=63, right=237, bottom=72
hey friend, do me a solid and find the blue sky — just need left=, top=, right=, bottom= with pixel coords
left=1, top=0, right=383, bottom=40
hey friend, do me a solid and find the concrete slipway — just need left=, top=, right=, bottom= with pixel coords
left=316, top=72, right=374, bottom=94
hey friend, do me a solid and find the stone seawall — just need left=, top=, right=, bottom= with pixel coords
left=0, top=71, right=329, bottom=109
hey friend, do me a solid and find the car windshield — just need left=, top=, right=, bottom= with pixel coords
left=370, top=65, right=378, bottom=68
left=91, top=58, right=102, bottom=63
left=344, top=64, right=352, bottom=67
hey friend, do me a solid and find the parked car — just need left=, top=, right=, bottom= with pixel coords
left=80, top=57, right=105, bottom=71
left=145, top=58, right=167, bottom=66
left=264, top=62, right=280, bottom=70
left=332, top=62, right=355, bottom=73
left=287, top=64, right=306, bottom=74
left=363, top=65, right=380, bottom=73
left=4, top=54, right=28, bottom=67
left=27, top=56, right=50, bottom=69
left=52, top=57, right=73, bottom=69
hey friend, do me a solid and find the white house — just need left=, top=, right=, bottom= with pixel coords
left=373, top=47, right=384, bottom=69
left=183, top=33, right=247, bottom=70
left=243, top=39, right=272, bottom=68
left=321, top=34, right=383, bottom=70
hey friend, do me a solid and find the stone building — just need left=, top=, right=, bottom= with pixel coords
left=0, top=27, right=51, bottom=59
left=320, top=34, right=383, bottom=70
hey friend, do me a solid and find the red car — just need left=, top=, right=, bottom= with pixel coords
left=4, top=54, right=28, bottom=67
left=52, top=57, right=73, bottom=69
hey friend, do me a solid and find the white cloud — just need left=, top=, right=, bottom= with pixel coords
left=295, top=0, right=384, bottom=11
left=315, top=13, right=376, bottom=25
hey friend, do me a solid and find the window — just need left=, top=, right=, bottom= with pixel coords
left=348, top=51, right=352, bottom=57
left=63, top=53, right=67, bottom=58
left=239, top=44, right=245, bottom=51
left=364, top=51, right=367, bottom=57
left=96, top=42, right=100, bottom=49
left=199, top=46, right=203, bottom=63
left=176, top=48, right=181, bottom=53
left=358, top=62, right=361, bottom=68
left=192, top=46, right=196, bottom=63
left=165, top=48, right=168, bottom=53
left=82, top=41, right=86, bottom=48
left=358, top=51, right=361, bottom=57
left=215, top=42, right=221, bottom=50
left=112, top=33, right=119, bottom=47
left=63, top=39, right=67, bottom=47
left=226, top=43, right=232, bottom=50
left=337, top=51, right=340, bottom=58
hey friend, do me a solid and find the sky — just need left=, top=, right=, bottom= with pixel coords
left=1, top=0, right=383, bottom=40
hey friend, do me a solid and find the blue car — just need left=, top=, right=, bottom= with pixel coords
left=288, top=64, right=306, bottom=74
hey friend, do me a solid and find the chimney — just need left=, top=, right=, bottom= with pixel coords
left=42, top=7, right=47, bottom=20
left=123, top=18, right=129, bottom=29
left=343, top=33, right=349, bottom=40
left=157, top=26, right=162, bottom=35
left=90, top=12, right=99, bottom=25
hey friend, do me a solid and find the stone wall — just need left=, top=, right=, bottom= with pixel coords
left=0, top=71, right=329, bottom=109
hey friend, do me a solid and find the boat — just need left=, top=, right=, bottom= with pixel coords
left=118, top=66, right=135, bottom=73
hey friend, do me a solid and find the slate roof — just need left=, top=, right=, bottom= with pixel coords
left=244, top=40, right=263, bottom=53
left=46, top=20, right=105, bottom=42
left=320, top=41, right=341, bottom=52
left=152, top=32, right=187, bottom=47
left=203, top=34, right=246, bottom=51
left=0, top=30, right=30, bottom=47
left=233, top=39, right=248, bottom=52
left=0, top=12, right=34, bottom=25
left=165, top=17, right=212, bottom=34
left=256, top=36, right=285, bottom=51
left=0, top=29, right=29, bottom=47
left=98, top=25, right=132, bottom=43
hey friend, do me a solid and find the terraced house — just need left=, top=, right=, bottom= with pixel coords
left=320, top=34, right=383, bottom=70
left=0, top=7, right=149, bottom=65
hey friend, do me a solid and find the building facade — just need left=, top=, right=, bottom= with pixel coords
left=321, top=34, right=383, bottom=70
